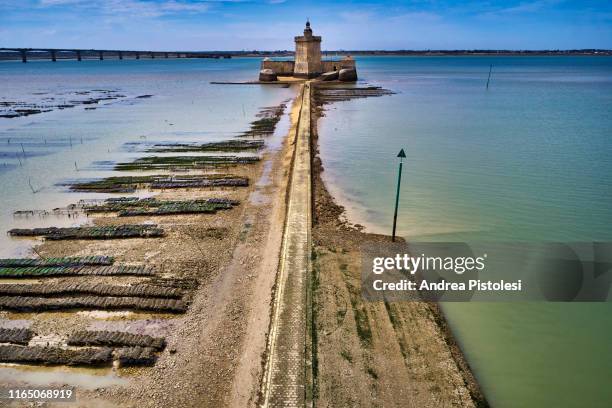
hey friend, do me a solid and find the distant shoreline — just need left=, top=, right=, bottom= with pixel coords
left=1, top=48, right=611, bottom=61
left=249, top=49, right=612, bottom=57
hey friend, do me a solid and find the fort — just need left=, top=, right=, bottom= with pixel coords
left=259, top=20, right=358, bottom=82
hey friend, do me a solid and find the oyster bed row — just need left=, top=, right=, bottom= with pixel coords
left=2, top=101, right=288, bottom=369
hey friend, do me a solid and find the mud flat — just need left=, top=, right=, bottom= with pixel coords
left=310, top=82, right=488, bottom=407
left=0, top=97, right=298, bottom=407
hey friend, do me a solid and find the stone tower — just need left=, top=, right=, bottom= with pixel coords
left=294, top=20, right=322, bottom=78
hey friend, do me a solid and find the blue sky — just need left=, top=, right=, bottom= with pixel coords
left=1, top=0, right=611, bottom=50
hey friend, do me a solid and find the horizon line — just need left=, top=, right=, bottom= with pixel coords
left=1, top=48, right=611, bottom=53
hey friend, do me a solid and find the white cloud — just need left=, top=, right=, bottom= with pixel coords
left=477, top=0, right=565, bottom=19
left=38, top=0, right=211, bottom=17
left=339, top=11, right=375, bottom=23
left=501, top=0, right=563, bottom=14
left=158, top=1, right=210, bottom=12
left=389, top=11, right=442, bottom=23
left=39, top=0, right=85, bottom=5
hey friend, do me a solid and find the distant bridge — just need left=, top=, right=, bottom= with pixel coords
left=0, top=48, right=232, bottom=62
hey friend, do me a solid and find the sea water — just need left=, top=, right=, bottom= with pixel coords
left=0, top=58, right=295, bottom=257
left=317, top=56, right=612, bottom=407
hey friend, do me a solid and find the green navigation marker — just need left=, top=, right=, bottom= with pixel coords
left=392, top=148, right=406, bottom=242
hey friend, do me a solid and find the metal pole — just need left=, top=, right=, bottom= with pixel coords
left=392, top=149, right=405, bottom=241
left=392, top=162, right=403, bottom=241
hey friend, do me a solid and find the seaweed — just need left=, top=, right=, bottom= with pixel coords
left=0, top=282, right=182, bottom=298
left=68, top=330, right=165, bottom=350
left=150, top=177, right=248, bottom=189
left=0, top=265, right=154, bottom=278
left=68, top=174, right=249, bottom=193
left=0, top=344, right=112, bottom=366
left=0, top=328, right=34, bottom=345
left=82, top=197, right=238, bottom=216
left=116, top=346, right=157, bottom=366
left=114, top=155, right=260, bottom=171
left=239, top=103, right=286, bottom=138
left=146, top=139, right=264, bottom=153
left=0, top=296, right=187, bottom=313
left=313, top=85, right=394, bottom=105
left=0, top=90, right=128, bottom=120
left=148, top=277, right=199, bottom=290
left=8, top=224, right=164, bottom=240
left=0, top=256, right=114, bottom=267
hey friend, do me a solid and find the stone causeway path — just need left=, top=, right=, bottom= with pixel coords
left=260, top=83, right=312, bottom=408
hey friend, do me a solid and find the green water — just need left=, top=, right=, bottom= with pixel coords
left=317, top=56, right=612, bottom=407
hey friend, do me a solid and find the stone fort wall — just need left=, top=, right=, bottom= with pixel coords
left=261, top=59, right=356, bottom=77
left=261, top=60, right=295, bottom=76
left=321, top=59, right=356, bottom=72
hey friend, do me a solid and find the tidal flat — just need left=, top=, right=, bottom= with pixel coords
left=0, top=58, right=297, bottom=406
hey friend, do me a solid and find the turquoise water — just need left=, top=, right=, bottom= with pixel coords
left=317, top=56, right=612, bottom=407
left=0, top=58, right=295, bottom=257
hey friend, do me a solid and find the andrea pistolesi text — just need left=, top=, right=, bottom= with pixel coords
left=370, top=253, right=522, bottom=294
